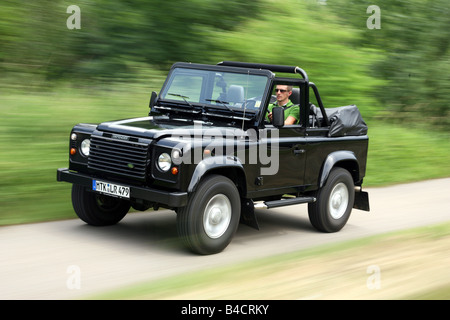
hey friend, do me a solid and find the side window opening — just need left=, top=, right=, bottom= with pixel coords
left=265, top=83, right=302, bottom=126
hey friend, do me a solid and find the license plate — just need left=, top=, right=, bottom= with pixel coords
left=92, top=180, right=130, bottom=199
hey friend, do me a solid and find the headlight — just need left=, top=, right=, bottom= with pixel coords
left=80, top=139, right=91, bottom=157
left=158, top=153, right=172, bottom=172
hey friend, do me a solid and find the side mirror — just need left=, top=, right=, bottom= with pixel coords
left=149, top=91, right=158, bottom=109
left=272, top=106, right=285, bottom=127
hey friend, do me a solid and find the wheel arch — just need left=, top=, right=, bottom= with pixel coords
left=319, top=151, right=360, bottom=188
left=187, top=156, right=247, bottom=196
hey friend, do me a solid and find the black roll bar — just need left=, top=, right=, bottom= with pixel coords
left=309, top=82, right=330, bottom=126
left=217, top=61, right=309, bottom=82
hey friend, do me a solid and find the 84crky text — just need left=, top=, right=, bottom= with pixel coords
left=181, top=304, right=269, bottom=317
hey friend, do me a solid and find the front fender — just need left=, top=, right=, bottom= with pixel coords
left=319, top=151, right=358, bottom=187
left=187, top=156, right=244, bottom=193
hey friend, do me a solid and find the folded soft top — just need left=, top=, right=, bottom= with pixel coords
left=312, top=104, right=368, bottom=137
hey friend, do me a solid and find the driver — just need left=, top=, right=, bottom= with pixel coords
left=266, top=85, right=299, bottom=125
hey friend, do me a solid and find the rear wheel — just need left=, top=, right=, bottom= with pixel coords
left=71, top=184, right=130, bottom=226
left=177, top=175, right=241, bottom=255
left=308, top=168, right=354, bottom=232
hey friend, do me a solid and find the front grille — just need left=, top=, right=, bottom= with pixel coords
left=88, top=135, right=150, bottom=180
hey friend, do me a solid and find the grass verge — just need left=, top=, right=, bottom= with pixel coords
left=90, top=221, right=450, bottom=300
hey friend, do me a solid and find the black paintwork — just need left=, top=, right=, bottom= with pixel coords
left=57, top=61, right=370, bottom=214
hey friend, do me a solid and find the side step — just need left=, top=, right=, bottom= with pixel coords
left=254, top=196, right=316, bottom=209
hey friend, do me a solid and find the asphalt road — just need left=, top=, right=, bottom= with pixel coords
left=1, top=178, right=449, bottom=299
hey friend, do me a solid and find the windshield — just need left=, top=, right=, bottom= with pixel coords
left=160, top=67, right=270, bottom=112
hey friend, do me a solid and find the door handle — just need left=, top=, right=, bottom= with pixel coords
left=293, top=149, right=305, bottom=155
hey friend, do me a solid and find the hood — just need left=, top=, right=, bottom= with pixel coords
left=96, top=116, right=249, bottom=140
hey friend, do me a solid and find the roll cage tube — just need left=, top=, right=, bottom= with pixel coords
left=309, top=82, right=330, bottom=126
left=217, top=61, right=309, bottom=82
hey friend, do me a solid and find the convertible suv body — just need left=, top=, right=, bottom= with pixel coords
left=57, top=61, right=370, bottom=254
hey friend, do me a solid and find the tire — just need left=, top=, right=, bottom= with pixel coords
left=71, top=184, right=130, bottom=226
left=308, top=168, right=354, bottom=233
left=177, top=175, right=241, bottom=255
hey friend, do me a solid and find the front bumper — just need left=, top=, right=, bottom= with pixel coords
left=57, top=168, right=188, bottom=207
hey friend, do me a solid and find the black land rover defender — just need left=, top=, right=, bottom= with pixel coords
left=57, top=61, right=370, bottom=255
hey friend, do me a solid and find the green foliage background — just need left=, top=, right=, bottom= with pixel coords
left=0, top=0, right=449, bottom=225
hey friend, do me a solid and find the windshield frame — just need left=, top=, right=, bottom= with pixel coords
left=157, top=62, right=274, bottom=116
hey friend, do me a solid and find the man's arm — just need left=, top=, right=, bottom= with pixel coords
left=285, top=104, right=300, bottom=125
left=284, top=116, right=297, bottom=125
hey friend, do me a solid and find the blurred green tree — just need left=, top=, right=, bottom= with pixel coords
left=0, top=0, right=262, bottom=82
left=329, top=0, right=450, bottom=128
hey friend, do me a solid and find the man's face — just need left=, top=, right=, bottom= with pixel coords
left=275, top=85, right=291, bottom=103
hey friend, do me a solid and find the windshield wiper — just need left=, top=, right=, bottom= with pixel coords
left=167, top=93, right=202, bottom=113
left=205, top=99, right=236, bottom=115
left=168, top=93, right=192, bottom=107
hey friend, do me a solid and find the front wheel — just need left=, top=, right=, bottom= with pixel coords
left=177, top=175, right=241, bottom=255
left=308, top=168, right=355, bottom=232
left=71, top=184, right=130, bottom=226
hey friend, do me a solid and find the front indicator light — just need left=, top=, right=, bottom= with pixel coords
left=171, top=167, right=179, bottom=175
left=70, top=148, right=76, bottom=155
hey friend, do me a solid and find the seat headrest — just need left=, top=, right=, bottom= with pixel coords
left=290, top=87, right=300, bottom=105
left=227, top=85, right=245, bottom=103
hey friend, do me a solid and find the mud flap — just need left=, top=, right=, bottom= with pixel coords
left=353, top=190, right=370, bottom=211
left=240, top=199, right=260, bottom=230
